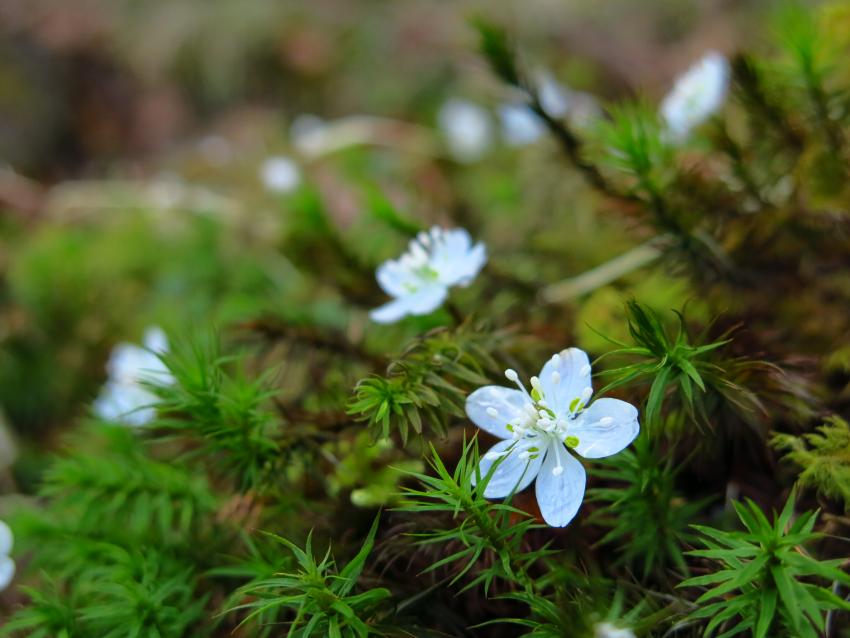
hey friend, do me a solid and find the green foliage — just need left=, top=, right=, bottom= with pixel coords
left=680, top=493, right=850, bottom=638
left=38, top=425, right=218, bottom=545
left=0, top=581, right=79, bottom=638
left=773, top=416, right=850, bottom=509
left=598, top=301, right=764, bottom=434
left=325, top=432, right=424, bottom=507
left=153, top=332, right=285, bottom=490
left=594, top=102, right=674, bottom=198
left=472, top=18, right=519, bottom=87
left=225, top=517, right=390, bottom=638
left=5, top=3, right=850, bottom=637
left=395, top=438, right=551, bottom=594
left=587, top=436, right=704, bottom=578
left=349, top=325, right=503, bottom=444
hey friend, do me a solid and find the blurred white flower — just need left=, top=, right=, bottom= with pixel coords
left=594, top=622, right=636, bottom=638
left=93, top=327, right=173, bottom=427
left=466, top=348, right=639, bottom=527
left=370, top=226, right=487, bottom=324
left=535, top=70, right=572, bottom=118
left=0, top=519, right=14, bottom=591
left=260, top=156, right=302, bottom=194
left=498, top=103, right=544, bottom=146
left=660, top=52, right=730, bottom=141
left=438, top=99, right=493, bottom=162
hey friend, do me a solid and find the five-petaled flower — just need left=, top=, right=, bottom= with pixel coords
left=660, top=51, right=730, bottom=142
left=0, top=519, right=14, bottom=591
left=93, top=326, right=174, bottom=427
left=370, top=226, right=487, bottom=324
left=465, top=348, right=639, bottom=527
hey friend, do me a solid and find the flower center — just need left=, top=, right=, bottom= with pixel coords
left=499, top=366, right=592, bottom=451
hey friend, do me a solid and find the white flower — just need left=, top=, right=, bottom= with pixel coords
left=0, top=519, right=14, bottom=591
left=93, top=327, right=174, bottom=427
left=498, top=103, right=545, bottom=146
left=660, top=51, right=730, bottom=142
left=594, top=622, right=636, bottom=638
left=260, top=156, right=301, bottom=194
left=438, top=99, right=493, bottom=162
left=370, top=226, right=487, bottom=324
left=466, top=348, right=639, bottom=527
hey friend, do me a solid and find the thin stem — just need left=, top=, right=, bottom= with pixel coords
left=541, top=238, right=665, bottom=303
left=461, top=491, right=535, bottom=594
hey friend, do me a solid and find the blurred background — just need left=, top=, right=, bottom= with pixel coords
left=0, top=0, right=784, bottom=480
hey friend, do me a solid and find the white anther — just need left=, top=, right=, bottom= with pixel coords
left=579, top=364, right=591, bottom=377
left=486, top=407, right=499, bottom=418
left=552, top=466, right=564, bottom=476
left=485, top=451, right=500, bottom=460
left=551, top=371, right=561, bottom=385
left=519, top=451, right=531, bottom=460
left=530, top=376, right=542, bottom=391
left=504, top=369, right=519, bottom=382
left=581, top=387, right=593, bottom=402
left=599, top=416, right=614, bottom=426
left=551, top=353, right=561, bottom=363
left=537, top=399, right=548, bottom=408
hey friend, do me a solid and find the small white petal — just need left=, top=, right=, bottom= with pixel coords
left=661, top=52, right=729, bottom=142
left=0, top=520, right=12, bottom=555
left=466, top=386, right=529, bottom=439
left=571, top=398, right=640, bottom=459
left=594, top=622, right=636, bottom=638
left=538, top=347, right=592, bottom=420
left=476, top=440, right=544, bottom=498
left=0, top=556, right=13, bottom=591
left=438, top=98, right=493, bottom=162
left=370, top=285, right=448, bottom=324
left=369, top=297, right=415, bottom=324
left=499, top=103, right=544, bottom=146
left=260, top=156, right=301, bottom=193
left=535, top=444, right=586, bottom=527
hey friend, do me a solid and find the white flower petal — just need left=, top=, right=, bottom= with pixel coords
left=375, top=260, right=418, bottom=297
left=438, top=98, right=493, bottom=162
left=260, top=156, right=301, bottom=193
left=594, top=622, right=636, bottom=638
left=400, top=285, right=448, bottom=315
left=571, top=398, right=639, bottom=459
left=0, top=555, right=14, bottom=591
left=142, top=326, right=168, bottom=353
left=369, top=285, right=448, bottom=324
left=93, top=381, right=158, bottom=427
left=431, top=229, right=486, bottom=287
left=369, top=298, right=414, bottom=324
left=476, top=439, right=544, bottom=499
left=661, top=51, right=729, bottom=142
left=0, top=520, right=12, bottom=556
left=538, top=347, right=592, bottom=419
left=499, top=103, right=544, bottom=146
left=466, top=385, right=529, bottom=439
left=535, top=443, right=586, bottom=527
